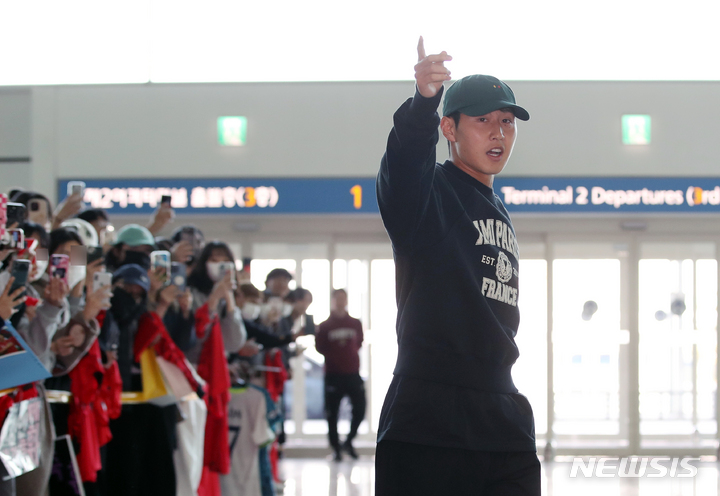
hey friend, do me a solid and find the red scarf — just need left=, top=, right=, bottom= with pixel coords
left=194, top=303, right=231, bottom=484
left=133, top=312, right=203, bottom=395
left=264, top=348, right=288, bottom=403
left=67, top=311, right=122, bottom=483
left=264, top=349, right=287, bottom=483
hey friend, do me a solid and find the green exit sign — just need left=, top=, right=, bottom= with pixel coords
left=622, top=115, right=651, bottom=145
left=218, top=116, right=247, bottom=146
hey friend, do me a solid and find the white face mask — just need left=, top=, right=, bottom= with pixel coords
left=260, top=298, right=283, bottom=323
left=206, top=262, right=224, bottom=282
left=68, top=265, right=86, bottom=290
left=31, top=259, right=49, bottom=282
left=282, top=303, right=293, bottom=318
left=207, top=261, right=235, bottom=283
left=242, top=302, right=261, bottom=321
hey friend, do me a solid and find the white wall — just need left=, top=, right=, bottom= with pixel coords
left=2, top=80, right=720, bottom=203
left=0, top=88, right=31, bottom=158
left=0, top=89, right=32, bottom=192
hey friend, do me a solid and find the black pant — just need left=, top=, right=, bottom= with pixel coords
left=105, top=403, right=177, bottom=496
left=324, top=373, right=366, bottom=449
left=376, top=440, right=541, bottom=496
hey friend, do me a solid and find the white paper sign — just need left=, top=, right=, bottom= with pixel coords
left=0, top=397, right=42, bottom=479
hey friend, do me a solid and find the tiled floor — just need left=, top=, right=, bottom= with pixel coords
left=279, top=457, right=720, bottom=495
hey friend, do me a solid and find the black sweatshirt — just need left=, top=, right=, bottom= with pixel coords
left=375, top=87, right=536, bottom=452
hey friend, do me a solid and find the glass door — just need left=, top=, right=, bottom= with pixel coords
left=334, top=243, right=396, bottom=439
left=249, top=242, right=329, bottom=438
left=638, top=242, right=717, bottom=449
left=513, top=243, right=549, bottom=445
left=249, top=241, right=395, bottom=442
left=550, top=242, right=630, bottom=449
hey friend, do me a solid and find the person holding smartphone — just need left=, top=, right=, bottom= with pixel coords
left=275, top=287, right=314, bottom=370
left=20, top=221, right=50, bottom=287
left=0, top=276, right=27, bottom=321
left=233, top=282, right=300, bottom=351
left=374, top=39, right=539, bottom=495
left=105, top=224, right=156, bottom=272
left=170, top=225, right=205, bottom=270
left=146, top=199, right=175, bottom=236
left=185, top=241, right=246, bottom=363
left=184, top=241, right=245, bottom=492
left=10, top=190, right=54, bottom=231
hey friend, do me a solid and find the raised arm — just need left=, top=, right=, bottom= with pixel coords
left=376, top=38, right=452, bottom=251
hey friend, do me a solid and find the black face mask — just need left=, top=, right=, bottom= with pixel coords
left=122, top=251, right=151, bottom=271
left=110, top=288, right=146, bottom=325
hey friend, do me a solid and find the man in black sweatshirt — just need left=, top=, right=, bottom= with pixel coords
left=374, top=37, right=540, bottom=495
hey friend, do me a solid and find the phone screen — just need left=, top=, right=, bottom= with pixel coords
left=171, top=262, right=187, bottom=292
left=67, top=181, right=86, bottom=198
left=6, top=203, right=26, bottom=227
left=93, top=271, right=112, bottom=292
left=9, top=260, right=30, bottom=295
left=50, top=254, right=70, bottom=284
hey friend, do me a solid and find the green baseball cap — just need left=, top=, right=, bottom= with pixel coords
left=115, top=224, right=155, bottom=247
left=442, top=75, right=529, bottom=121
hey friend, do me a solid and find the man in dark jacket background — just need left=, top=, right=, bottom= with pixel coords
left=316, top=289, right=365, bottom=462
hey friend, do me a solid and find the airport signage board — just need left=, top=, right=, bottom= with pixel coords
left=58, top=178, right=378, bottom=215
left=493, top=177, right=720, bottom=214
left=58, top=177, right=720, bottom=215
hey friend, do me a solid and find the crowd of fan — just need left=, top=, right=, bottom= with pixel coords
left=0, top=189, right=315, bottom=496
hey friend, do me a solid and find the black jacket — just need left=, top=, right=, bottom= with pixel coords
left=375, top=87, right=535, bottom=451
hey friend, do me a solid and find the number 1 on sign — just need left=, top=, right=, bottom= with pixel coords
left=350, top=185, right=362, bottom=210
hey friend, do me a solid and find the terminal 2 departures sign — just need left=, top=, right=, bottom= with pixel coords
left=58, top=177, right=720, bottom=216
left=492, top=177, right=720, bottom=214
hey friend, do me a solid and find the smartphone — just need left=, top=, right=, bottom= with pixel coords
left=151, top=250, right=171, bottom=271
left=170, top=262, right=186, bottom=292
left=87, top=245, right=104, bottom=264
left=27, top=199, right=48, bottom=227
left=151, top=250, right=171, bottom=283
left=93, top=271, right=112, bottom=292
left=67, top=181, right=85, bottom=198
left=9, top=259, right=30, bottom=296
left=50, top=254, right=70, bottom=284
left=161, top=195, right=172, bottom=206
left=218, top=261, right=236, bottom=289
left=6, top=203, right=26, bottom=227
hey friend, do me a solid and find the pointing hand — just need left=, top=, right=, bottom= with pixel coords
left=414, top=36, right=452, bottom=98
